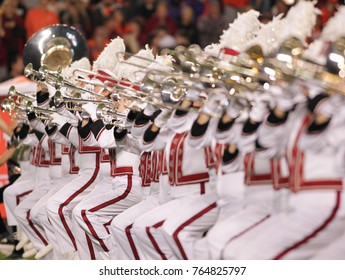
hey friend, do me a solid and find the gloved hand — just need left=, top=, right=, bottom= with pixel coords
left=143, top=103, right=159, bottom=116
left=270, top=85, right=294, bottom=112
left=315, top=94, right=344, bottom=118
left=82, top=102, right=98, bottom=121
left=249, top=97, right=268, bottom=123
left=225, top=98, right=246, bottom=119
left=153, top=108, right=172, bottom=128
left=201, top=89, right=227, bottom=117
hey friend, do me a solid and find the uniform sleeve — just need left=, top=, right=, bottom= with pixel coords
left=60, top=123, right=79, bottom=148
left=186, top=117, right=217, bottom=149
left=21, top=133, right=39, bottom=146
left=89, top=119, right=116, bottom=148
left=254, top=110, right=290, bottom=158
left=45, top=125, right=71, bottom=146
left=141, top=126, right=170, bottom=152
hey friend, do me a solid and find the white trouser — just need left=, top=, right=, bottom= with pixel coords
left=46, top=168, right=101, bottom=256
left=110, top=193, right=160, bottom=259
left=311, top=228, right=345, bottom=259
left=132, top=182, right=214, bottom=260
left=162, top=191, right=219, bottom=260
left=73, top=175, right=142, bottom=259
left=30, top=176, right=75, bottom=259
left=224, top=190, right=345, bottom=260
left=14, top=187, right=50, bottom=251
left=206, top=182, right=274, bottom=260
left=3, top=177, right=34, bottom=226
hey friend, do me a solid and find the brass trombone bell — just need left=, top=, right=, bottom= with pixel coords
left=8, top=86, right=35, bottom=101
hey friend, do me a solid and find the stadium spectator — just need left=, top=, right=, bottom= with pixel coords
left=175, top=3, right=199, bottom=46
left=142, top=0, right=176, bottom=45
left=24, top=0, right=59, bottom=39
left=197, top=0, right=228, bottom=48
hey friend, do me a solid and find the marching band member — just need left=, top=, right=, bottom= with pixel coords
left=72, top=46, right=155, bottom=260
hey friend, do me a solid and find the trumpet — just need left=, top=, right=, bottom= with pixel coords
left=53, top=90, right=110, bottom=112
left=95, top=103, right=130, bottom=128
left=8, top=86, right=36, bottom=101
left=24, top=63, right=105, bottom=98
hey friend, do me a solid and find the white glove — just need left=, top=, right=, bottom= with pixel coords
left=316, top=95, right=344, bottom=118
left=154, top=109, right=172, bottom=128
left=249, top=100, right=268, bottom=123
left=82, top=102, right=98, bottom=121
left=226, top=98, right=246, bottom=119
left=143, top=103, right=159, bottom=116
left=202, top=89, right=227, bottom=116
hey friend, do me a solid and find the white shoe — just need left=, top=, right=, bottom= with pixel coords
left=15, top=233, right=29, bottom=251
left=34, top=244, right=53, bottom=260
left=22, top=248, right=37, bottom=258
left=64, top=251, right=80, bottom=260
left=23, top=242, right=34, bottom=251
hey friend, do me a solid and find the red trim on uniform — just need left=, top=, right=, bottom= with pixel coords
left=85, top=232, right=96, bottom=260
left=81, top=209, right=109, bottom=252
left=273, top=191, right=341, bottom=260
left=16, top=190, right=33, bottom=205
left=140, top=152, right=151, bottom=187
left=103, top=219, right=112, bottom=235
left=271, top=157, right=289, bottom=190
left=100, top=149, right=110, bottom=162
left=221, top=47, right=239, bottom=56
left=81, top=175, right=133, bottom=252
left=220, top=214, right=271, bottom=259
left=26, top=210, right=48, bottom=246
left=78, top=136, right=102, bottom=154
left=169, top=133, right=211, bottom=186
left=289, top=115, right=342, bottom=192
left=146, top=220, right=167, bottom=260
left=172, top=202, right=217, bottom=260
left=200, top=182, right=205, bottom=195
left=96, top=127, right=106, bottom=141
left=58, top=153, right=100, bottom=250
left=244, top=152, right=273, bottom=186
left=125, top=223, right=140, bottom=260
left=49, top=141, right=62, bottom=165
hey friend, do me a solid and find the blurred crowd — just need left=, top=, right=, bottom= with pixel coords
left=0, top=0, right=344, bottom=82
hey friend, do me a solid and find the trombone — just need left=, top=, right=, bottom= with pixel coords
left=24, top=63, right=106, bottom=98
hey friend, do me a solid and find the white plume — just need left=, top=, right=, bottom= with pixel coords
left=321, top=6, right=345, bottom=42
left=92, top=37, right=125, bottom=72
left=61, top=57, right=91, bottom=80
left=303, top=39, right=327, bottom=65
left=219, top=10, right=261, bottom=53
left=278, top=0, right=319, bottom=46
left=204, top=43, right=222, bottom=57
left=245, top=14, right=284, bottom=56
left=115, top=45, right=154, bottom=83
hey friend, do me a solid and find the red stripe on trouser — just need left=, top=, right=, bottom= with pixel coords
left=273, top=191, right=341, bottom=260
left=26, top=210, right=48, bottom=246
left=103, top=220, right=112, bottom=235
left=172, top=202, right=217, bottom=260
left=146, top=220, right=167, bottom=260
left=81, top=175, right=133, bottom=252
left=85, top=233, right=96, bottom=260
left=16, top=190, right=33, bottom=205
left=220, top=214, right=271, bottom=259
left=58, top=153, right=100, bottom=251
left=125, top=223, right=140, bottom=260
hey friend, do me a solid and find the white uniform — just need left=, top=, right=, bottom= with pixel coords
left=131, top=111, right=217, bottom=259
left=46, top=121, right=108, bottom=258
left=224, top=98, right=345, bottom=259
left=72, top=120, right=142, bottom=259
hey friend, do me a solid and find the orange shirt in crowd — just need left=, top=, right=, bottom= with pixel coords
left=25, top=7, right=59, bottom=39
left=222, top=0, right=248, bottom=8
